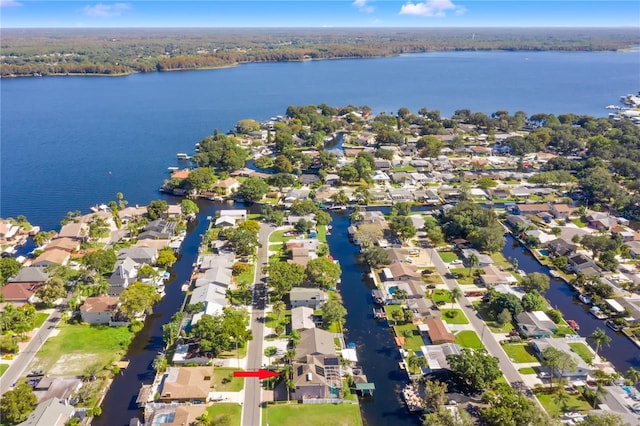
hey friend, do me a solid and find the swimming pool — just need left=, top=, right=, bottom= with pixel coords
left=388, top=286, right=398, bottom=295
left=538, top=249, right=550, bottom=257
left=153, top=413, right=175, bottom=426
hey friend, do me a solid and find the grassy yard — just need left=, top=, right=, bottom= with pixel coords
left=502, top=343, right=538, bottom=363
left=449, top=268, right=476, bottom=285
left=472, top=301, right=514, bottom=333
left=518, top=367, right=537, bottom=375
left=34, top=312, right=50, bottom=328
left=432, top=289, right=452, bottom=304
left=455, top=330, right=483, bottom=349
left=237, top=263, right=256, bottom=286
left=0, top=364, right=8, bottom=377
left=554, top=325, right=576, bottom=338
left=535, top=390, right=593, bottom=415
left=317, top=225, right=327, bottom=243
left=268, top=230, right=296, bottom=243
left=438, top=251, right=459, bottom=263
left=207, top=403, right=242, bottom=425
left=31, top=324, right=133, bottom=376
left=490, top=252, right=511, bottom=268
left=440, top=309, right=469, bottom=325
left=568, top=343, right=594, bottom=365
left=393, top=324, right=425, bottom=352
left=571, top=218, right=588, bottom=228
left=264, top=403, right=361, bottom=426
left=212, top=368, right=245, bottom=392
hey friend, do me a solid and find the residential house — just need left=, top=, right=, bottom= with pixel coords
left=546, top=238, right=578, bottom=257
left=324, top=174, right=341, bottom=186
left=138, top=220, right=177, bottom=240
left=587, top=212, right=618, bottom=231
left=550, top=204, right=575, bottom=220
left=567, top=253, right=600, bottom=274
left=299, top=174, right=320, bottom=186
left=199, top=253, right=235, bottom=271
left=146, top=405, right=207, bottom=426
left=0, top=219, right=21, bottom=243
left=285, top=239, right=321, bottom=253
left=215, top=216, right=236, bottom=228
left=57, top=222, right=88, bottom=241
left=388, top=188, right=414, bottom=201
left=386, top=247, right=410, bottom=263
left=107, top=257, right=139, bottom=295
left=212, top=177, right=240, bottom=195
left=461, top=249, right=493, bottom=267
left=525, top=229, right=556, bottom=245
left=219, top=209, right=247, bottom=222
left=195, top=267, right=232, bottom=288
left=506, top=215, right=534, bottom=231
left=372, top=171, right=391, bottom=184
left=44, top=237, right=79, bottom=253
left=285, top=214, right=316, bottom=226
left=530, top=338, right=593, bottom=379
left=374, top=160, right=391, bottom=171
left=492, top=188, right=511, bottom=200
left=17, top=397, right=75, bottom=426
left=407, top=298, right=441, bottom=320
left=289, top=247, right=313, bottom=268
left=290, top=287, right=328, bottom=309
left=284, top=189, right=311, bottom=205
left=0, top=283, right=42, bottom=304
left=189, top=283, right=228, bottom=316
left=293, top=328, right=342, bottom=400
left=480, top=265, right=517, bottom=287
left=514, top=203, right=551, bottom=216
left=517, top=311, right=557, bottom=338
left=384, top=280, right=426, bottom=300
left=164, top=204, right=182, bottom=219
left=422, top=319, right=455, bottom=344
left=117, top=247, right=158, bottom=265
left=31, top=249, right=70, bottom=267
left=291, top=306, right=316, bottom=331
left=8, top=267, right=49, bottom=284
left=80, top=296, right=119, bottom=325
left=382, top=262, right=420, bottom=281
left=627, top=241, right=640, bottom=259
left=420, top=343, right=462, bottom=374
left=158, top=367, right=212, bottom=403
left=611, top=226, right=637, bottom=243
left=117, top=206, right=147, bottom=224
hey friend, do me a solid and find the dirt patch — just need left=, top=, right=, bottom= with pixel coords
left=47, top=353, right=101, bottom=376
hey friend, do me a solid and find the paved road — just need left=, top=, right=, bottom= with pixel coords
left=428, top=249, right=525, bottom=387
left=241, top=223, right=274, bottom=426
left=1, top=305, right=64, bottom=395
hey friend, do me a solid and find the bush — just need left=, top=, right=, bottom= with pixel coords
left=545, top=308, right=562, bottom=323
left=129, top=320, right=144, bottom=333
left=232, top=262, right=251, bottom=276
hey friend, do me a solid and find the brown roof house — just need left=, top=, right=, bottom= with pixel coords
left=32, top=249, right=71, bottom=267
left=292, top=328, right=342, bottom=401
left=382, top=262, right=420, bottom=281
left=422, top=319, right=455, bottom=345
left=159, top=366, right=212, bottom=403
left=57, top=222, right=88, bottom=240
left=0, top=282, right=42, bottom=304
left=80, top=296, right=119, bottom=325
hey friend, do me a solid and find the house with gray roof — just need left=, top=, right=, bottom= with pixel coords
left=117, top=247, right=158, bottom=265
left=17, top=397, right=75, bottom=426
left=530, top=337, right=594, bottom=379
left=290, top=287, right=328, bottom=309
left=292, top=328, right=342, bottom=401
left=291, top=306, right=316, bottom=331
left=199, top=253, right=235, bottom=271
left=189, top=283, right=228, bottom=316
left=517, top=311, right=556, bottom=338
left=8, top=267, right=49, bottom=284
left=195, top=266, right=232, bottom=288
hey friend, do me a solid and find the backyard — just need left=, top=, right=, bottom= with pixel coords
left=535, top=390, right=592, bottom=415
left=568, top=342, right=594, bottom=365
left=212, top=368, right=245, bottom=392
left=263, top=402, right=361, bottom=426
left=393, top=324, right=424, bottom=352
left=501, top=343, right=538, bottom=363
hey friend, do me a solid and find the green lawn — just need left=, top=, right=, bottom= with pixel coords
left=207, top=403, right=242, bottom=426
left=568, top=343, right=594, bottom=365
left=535, top=390, right=593, bottom=415
left=237, top=263, right=256, bottom=286
left=502, top=343, right=538, bottom=363
left=518, top=367, right=537, bottom=375
left=212, top=368, right=245, bottom=392
left=472, top=301, right=514, bottom=333
left=32, top=324, right=133, bottom=376
left=432, top=289, right=452, bottom=304
left=0, top=364, right=8, bottom=377
left=440, top=309, right=469, bottom=324
left=269, top=230, right=296, bottom=243
left=554, top=325, right=576, bottom=338
left=449, top=268, right=476, bottom=285
left=571, top=218, right=588, bottom=228
left=455, top=330, right=483, bottom=349
left=421, top=269, right=443, bottom=285
left=490, top=252, right=511, bottom=268
left=438, top=251, right=459, bottom=263
left=263, top=403, right=361, bottom=426
left=317, top=225, right=327, bottom=243
left=393, top=324, right=425, bottom=352
left=34, top=312, right=50, bottom=328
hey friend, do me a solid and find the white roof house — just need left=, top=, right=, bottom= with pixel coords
left=190, top=283, right=228, bottom=316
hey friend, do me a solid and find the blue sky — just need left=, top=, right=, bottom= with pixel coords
left=1, top=1, right=639, bottom=28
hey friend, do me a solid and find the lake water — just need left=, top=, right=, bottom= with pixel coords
left=2, top=50, right=639, bottom=230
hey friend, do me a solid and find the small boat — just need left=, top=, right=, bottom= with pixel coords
left=167, top=166, right=179, bottom=172
left=578, top=294, right=592, bottom=305
left=567, top=320, right=579, bottom=331
left=606, top=319, right=622, bottom=332
left=517, top=269, right=526, bottom=277
left=590, top=306, right=608, bottom=320
left=176, top=153, right=191, bottom=160
left=549, top=270, right=560, bottom=278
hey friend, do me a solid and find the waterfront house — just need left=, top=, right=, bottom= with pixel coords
left=215, top=215, right=236, bottom=228
left=158, top=367, right=212, bottom=403
left=18, top=397, right=75, bottom=426
left=32, top=249, right=70, bottom=267
left=506, top=215, right=534, bottom=231
left=284, top=189, right=311, bottom=205
left=218, top=210, right=247, bottom=223
left=546, top=238, right=578, bottom=257
left=0, top=219, right=21, bottom=243
left=117, top=206, right=147, bottom=224
left=138, top=220, right=177, bottom=240
left=107, top=257, right=139, bottom=294
left=285, top=214, right=316, bottom=226
left=420, top=343, right=462, bottom=374
left=285, top=239, right=321, bottom=253
left=57, top=222, right=88, bottom=241
left=517, top=311, right=556, bottom=338
left=382, top=262, right=420, bottom=281
left=80, top=296, right=119, bottom=325
left=189, top=283, right=228, bottom=316
left=292, top=328, right=342, bottom=401
left=567, top=253, right=600, bottom=274
left=388, top=188, right=414, bottom=201
left=480, top=265, right=517, bottom=287
left=290, top=287, right=328, bottom=309
left=530, top=338, right=593, bottom=379
left=291, top=306, right=316, bottom=331
left=145, top=405, right=207, bottom=426
left=288, top=247, right=313, bottom=268
left=199, top=253, right=235, bottom=271
left=212, top=177, right=240, bottom=195
left=461, top=249, right=493, bottom=267
left=195, top=266, right=232, bottom=288
left=44, top=237, right=80, bottom=253
left=117, top=247, right=158, bottom=265
left=408, top=298, right=441, bottom=320
left=422, top=319, right=455, bottom=345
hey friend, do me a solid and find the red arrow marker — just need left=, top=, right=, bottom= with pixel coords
left=233, top=369, right=280, bottom=380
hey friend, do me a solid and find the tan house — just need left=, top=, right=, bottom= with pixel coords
left=159, top=367, right=212, bottom=403
left=32, top=249, right=71, bottom=267
left=45, top=237, right=80, bottom=253
left=292, top=329, right=342, bottom=401
left=80, top=296, right=119, bottom=325
left=480, top=265, right=517, bottom=287
left=212, top=178, right=240, bottom=195
left=57, top=222, right=89, bottom=240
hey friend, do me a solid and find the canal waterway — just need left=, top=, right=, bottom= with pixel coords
left=502, top=234, right=640, bottom=375
left=326, top=211, right=420, bottom=426
left=94, top=200, right=228, bottom=426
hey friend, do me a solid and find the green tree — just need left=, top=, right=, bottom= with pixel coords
left=264, top=346, right=278, bottom=365
left=447, top=348, right=502, bottom=392
left=553, top=389, right=571, bottom=415
left=389, top=216, right=416, bottom=242
left=156, top=247, right=177, bottom=268
left=266, top=260, right=305, bottom=299
left=272, top=300, right=285, bottom=322
left=0, top=257, right=21, bottom=284
left=184, top=167, right=216, bottom=193
left=0, top=382, right=37, bottom=424
left=321, top=299, right=347, bottom=330
left=481, top=382, right=549, bottom=426
left=37, top=276, right=67, bottom=307
left=360, top=246, right=391, bottom=268
left=579, top=412, right=630, bottom=426
left=119, top=281, right=160, bottom=318
left=406, top=352, right=427, bottom=375
left=498, top=308, right=512, bottom=326
left=522, top=291, right=546, bottom=312
left=318, top=150, right=338, bottom=169
left=625, top=367, right=640, bottom=386
left=338, top=165, right=359, bottom=182
left=449, top=287, right=462, bottom=310
left=146, top=200, right=169, bottom=220
left=82, top=249, right=117, bottom=275
left=588, top=327, right=611, bottom=357
left=417, top=135, right=443, bottom=159
left=238, top=177, right=269, bottom=202
left=467, top=252, right=479, bottom=276
left=267, top=173, right=297, bottom=191
left=180, top=199, right=199, bottom=216
left=305, top=257, right=342, bottom=289
left=228, top=228, right=261, bottom=257
left=542, top=346, right=577, bottom=390
left=520, top=272, right=550, bottom=293
left=235, top=119, right=260, bottom=134
left=274, top=155, right=293, bottom=173
left=422, top=379, right=448, bottom=412
left=423, top=407, right=474, bottom=426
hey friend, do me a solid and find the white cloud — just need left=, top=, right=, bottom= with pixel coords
left=399, top=0, right=466, bottom=18
left=83, top=3, right=131, bottom=18
left=353, top=0, right=374, bottom=13
left=0, top=0, right=23, bottom=7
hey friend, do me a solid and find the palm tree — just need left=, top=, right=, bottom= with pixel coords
left=449, top=287, right=462, bottom=310
left=588, top=327, right=611, bottom=357
left=406, top=352, right=427, bottom=375
left=626, top=367, right=640, bottom=386
left=272, top=300, right=285, bottom=322
left=553, top=389, right=570, bottom=415
left=468, top=252, right=479, bottom=276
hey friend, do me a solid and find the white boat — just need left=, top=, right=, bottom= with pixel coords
left=549, top=270, right=560, bottom=278
left=590, top=306, right=608, bottom=320
left=167, top=166, right=179, bottom=172
left=578, top=294, right=592, bottom=305
left=176, top=153, right=190, bottom=160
